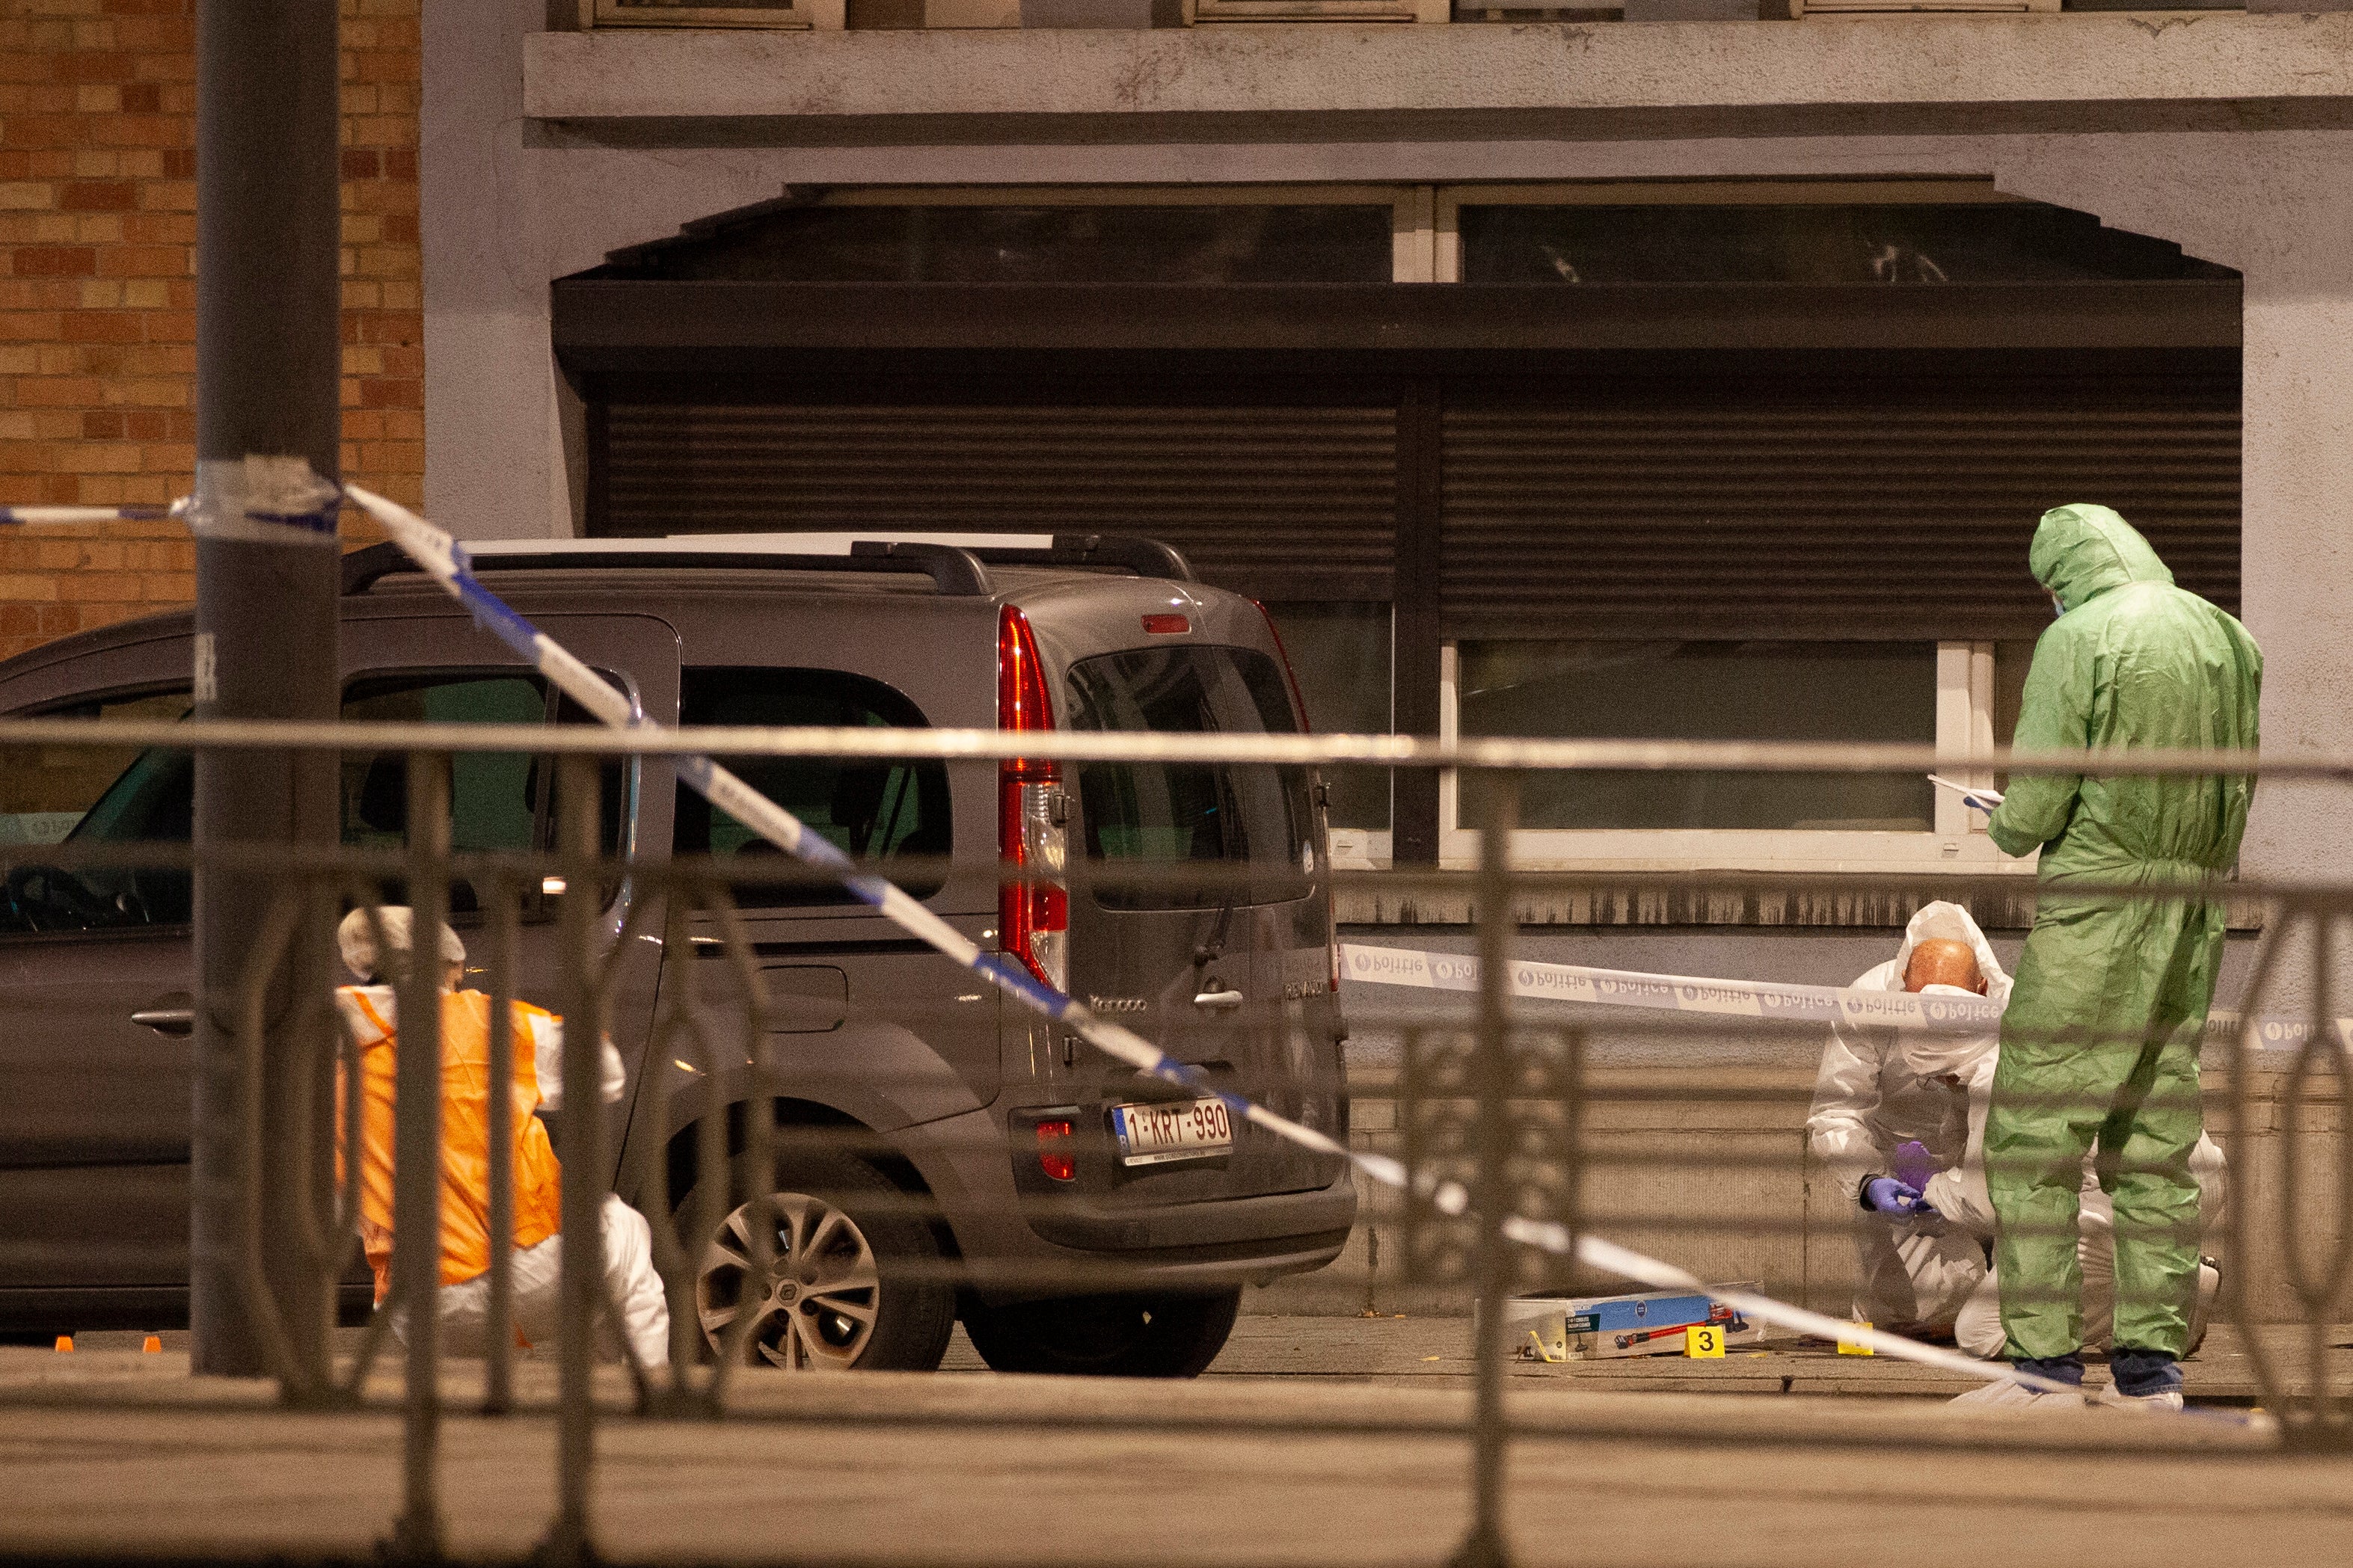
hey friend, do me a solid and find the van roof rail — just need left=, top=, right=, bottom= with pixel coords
left=339, top=539, right=993, bottom=597
left=982, top=534, right=1196, bottom=584
left=340, top=532, right=1196, bottom=597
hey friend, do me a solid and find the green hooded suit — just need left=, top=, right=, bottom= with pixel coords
left=1984, top=504, right=2261, bottom=1363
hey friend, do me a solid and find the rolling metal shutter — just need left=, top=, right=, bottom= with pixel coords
left=591, top=355, right=2239, bottom=641
left=597, top=402, right=1396, bottom=600
left=1440, top=360, right=2242, bottom=642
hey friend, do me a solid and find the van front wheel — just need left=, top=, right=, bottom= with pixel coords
left=961, top=1288, right=1240, bottom=1377
left=679, top=1148, right=954, bottom=1373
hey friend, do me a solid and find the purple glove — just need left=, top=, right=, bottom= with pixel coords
left=1862, top=1177, right=1936, bottom=1217
left=1892, top=1140, right=1937, bottom=1193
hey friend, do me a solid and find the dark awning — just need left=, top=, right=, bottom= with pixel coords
left=552, top=279, right=2242, bottom=378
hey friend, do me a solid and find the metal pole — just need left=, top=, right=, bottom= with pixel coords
left=390, top=756, right=450, bottom=1560
left=1450, top=782, right=1517, bottom=1568
left=484, top=878, right=518, bottom=1415
left=2224, top=906, right=2288, bottom=1419
left=188, top=0, right=343, bottom=1382
left=543, top=757, right=605, bottom=1564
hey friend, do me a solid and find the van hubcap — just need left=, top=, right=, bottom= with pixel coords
left=696, top=1192, right=880, bottom=1370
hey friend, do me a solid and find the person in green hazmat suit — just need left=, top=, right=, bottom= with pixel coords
left=1956, top=504, right=2260, bottom=1411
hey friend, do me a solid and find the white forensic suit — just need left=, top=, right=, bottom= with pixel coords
left=1808, top=902, right=2014, bottom=1335
left=335, top=907, right=670, bottom=1369
left=1907, top=1033, right=2227, bottom=1360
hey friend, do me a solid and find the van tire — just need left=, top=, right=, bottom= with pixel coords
left=677, top=1146, right=954, bottom=1373
left=960, top=1288, right=1241, bottom=1378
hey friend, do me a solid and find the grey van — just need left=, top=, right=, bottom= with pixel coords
left=0, top=535, right=1354, bottom=1376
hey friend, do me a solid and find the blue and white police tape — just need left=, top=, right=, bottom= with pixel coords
left=1341, top=942, right=2346, bottom=1051
left=1348, top=944, right=2002, bottom=1031
left=334, top=485, right=2112, bottom=1401
left=7, top=457, right=337, bottom=541
left=0, top=504, right=177, bottom=526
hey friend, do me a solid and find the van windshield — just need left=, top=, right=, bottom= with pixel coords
left=1064, top=644, right=1312, bottom=911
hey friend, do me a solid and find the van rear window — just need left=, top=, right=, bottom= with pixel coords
left=672, top=668, right=950, bottom=906
left=1064, top=645, right=1312, bottom=911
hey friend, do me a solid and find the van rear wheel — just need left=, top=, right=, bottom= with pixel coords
left=961, top=1288, right=1241, bottom=1378
left=678, top=1147, right=954, bottom=1373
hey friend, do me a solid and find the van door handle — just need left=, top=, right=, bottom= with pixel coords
left=131, top=996, right=194, bottom=1037
left=1191, top=988, right=1246, bottom=1011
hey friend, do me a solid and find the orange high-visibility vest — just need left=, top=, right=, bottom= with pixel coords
left=338, top=987, right=567, bottom=1300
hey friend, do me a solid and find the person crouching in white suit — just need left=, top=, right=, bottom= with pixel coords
left=1808, top=902, right=2013, bottom=1340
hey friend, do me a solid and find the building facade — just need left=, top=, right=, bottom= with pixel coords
left=423, top=7, right=2353, bottom=1312
left=0, top=0, right=421, bottom=663
left=428, top=3, right=2352, bottom=932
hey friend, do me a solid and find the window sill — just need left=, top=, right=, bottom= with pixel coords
left=1328, top=826, right=2034, bottom=875
left=1435, top=827, right=2033, bottom=875
left=1332, top=842, right=2262, bottom=929
left=1333, top=828, right=2042, bottom=926
left=1334, top=871, right=2049, bottom=927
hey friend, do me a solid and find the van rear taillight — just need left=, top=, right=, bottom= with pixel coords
left=998, top=606, right=1068, bottom=993
left=1035, top=1119, right=1077, bottom=1182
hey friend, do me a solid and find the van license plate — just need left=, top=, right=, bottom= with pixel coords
left=1111, top=1098, right=1233, bottom=1166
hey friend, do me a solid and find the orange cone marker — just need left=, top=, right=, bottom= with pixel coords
left=52, top=1335, right=72, bottom=1353
left=142, top=1335, right=162, bottom=1354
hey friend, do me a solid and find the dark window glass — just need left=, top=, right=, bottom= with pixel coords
left=595, top=203, right=1393, bottom=285
left=0, top=689, right=194, bottom=933
left=1065, top=645, right=1312, bottom=910
left=1458, top=203, right=2239, bottom=286
left=1992, top=639, right=2039, bottom=794
left=1260, top=601, right=1390, bottom=831
left=341, top=674, right=548, bottom=858
left=2061, top=0, right=2236, bottom=11
left=551, top=689, right=633, bottom=882
left=338, top=671, right=630, bottom=914
left=672, top=668, right=949, bottom=906
left=342, top=673, right=546, bottom=917
left=1458, top=641, right=1936, bottom=831
left=0, top=689, right=188, bottom=847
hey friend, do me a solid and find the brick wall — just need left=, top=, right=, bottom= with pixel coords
left=0, top=0, right=419, bottom=664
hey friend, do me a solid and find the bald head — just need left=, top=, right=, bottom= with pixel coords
left=1903, top=938, right=1986, bottom=996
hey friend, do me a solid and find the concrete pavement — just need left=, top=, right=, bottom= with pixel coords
left=67, top=1312, right=2336, bottom=1398
left=0, top=1318, right=2345, bottom=1567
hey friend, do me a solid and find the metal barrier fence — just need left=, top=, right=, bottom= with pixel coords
left=0, top=717, right=2346, bottom=1566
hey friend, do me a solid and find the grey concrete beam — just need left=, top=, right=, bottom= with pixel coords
left=525, top=13, right=2353, bottom=140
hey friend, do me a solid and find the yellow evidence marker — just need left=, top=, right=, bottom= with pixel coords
left=1685, top=1323, right=1725, bottom=1359
left=1837, top=1322, right=1875, bottom=1356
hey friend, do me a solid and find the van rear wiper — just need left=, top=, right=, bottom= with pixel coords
left=1192, top=764, right=1249, bottom=971
left=1193, top=894, right=1236, bottom=971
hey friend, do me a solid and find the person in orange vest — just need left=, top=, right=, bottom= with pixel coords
left=336, top=906, right=669, bottom=1368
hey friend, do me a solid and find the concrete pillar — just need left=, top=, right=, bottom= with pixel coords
left=423, top=1, right=813, bottom=540
left=422, top=0, right=562, bottom=540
